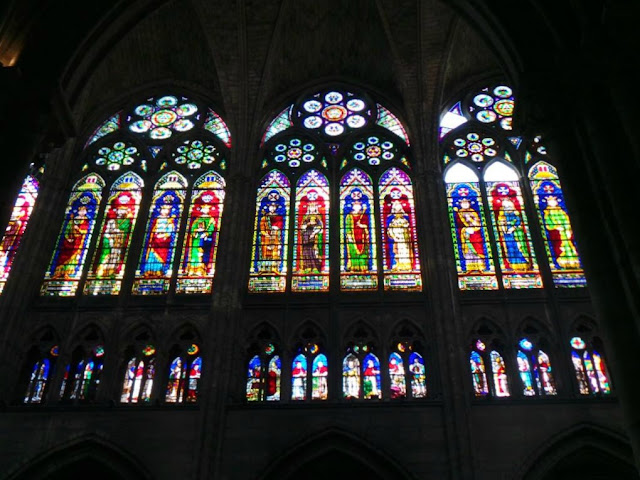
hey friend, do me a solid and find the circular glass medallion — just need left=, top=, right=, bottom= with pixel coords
left=468, top=143, right=482, bottom=153
left=476, top=340, right=486, bottom=351
left=176, top=103, right=198, bottom=116
left=382, top=151, right=394, bottom=160
left=108, top=163, right=120, bottom=171
left=519, top=338, right=533, bottom=351
left=477, top=110, right=497, bottom=123
left=493, top=86, right=513, bottom=98
left=274, top=154, right=286, bottom=163
left=303, top=116, right=322, bottom=129
left=500, top=118, right=513, bottom=130
left=485, top=148, right=497, bottom=157
left=347, top=115, right=366, bottom=128
left=303, top=143, right=314, bottom=152
left=303, top=100, right=323, bottom=113
left=275, top=144, right=287, bottom=152
left=382, top=141, right=393, bottom=150
left=203, top=155, right=215, bottom=164
left=322, top=105, right=348, bottom=122
left=151, top=109, right=177, bottom=127
left=303, top=153, right=314, bottom=162
left=156, top=96, right=178, bottom=107
left=456, top=149, right=468, bottom=157
left=453, top=138, right=466, bottom=147
left=290, top=138, right=301, bottom=147
left=494, top=99, right=514, bottom=116
left=369, top=158, right=380, bottom=165
left=188, top=149, right=203, bottom=161
left=130, top=120, right=152, bottom=133
left=482, top=138, right=495, bottom=146
left=324, top=91, right=343, bottom=104
left=467, top=133, right=480, bottom=142
left=150, top=127, right=172, bottom=140
left=570, top=337, right=586, bottom=350
left=366, top=145, right=382, bottom=157
left=125, top=147, right=137, bottom=155
left=346, top=99, right=365, bottom=111
left=354, top=142, right=365, bottom=150
left=354, top=152, right=366, bottom=161
left=134, top=104, right=154, bottom=116
left=324, top=123, right=344, bottom=136
left=288, top=147, right=302, bottom=159
left=174, top=119, right=194, bottom=132
left=471, top=154, right=483, bottom=162
left=95, top=158, right=106, bottom=165
left=473, top=94, right=493, bottom=107
left=288, top=159, right=300, bottom=167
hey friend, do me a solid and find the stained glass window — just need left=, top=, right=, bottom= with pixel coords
left=439, top=102, right=467, bottom=139
left=490, top=350, right=510, bottom=397
left=409, top=352, right=427, bottom=398
left=23, top=345, right=58, bottom=404
left=517, top=350, right=535, bottom=396
left=248, top=171, right=290, bottom=293
left=0, top=175, right=39, bottom=294
left=171, top=139, right=225, bottom=170
left=340, top=169, right=377, bottom=291
left=86, top=113, right=120, bottom=147
left=376, top=104, right=410, bottom=145
left=484, top=162, right=542, bottom=289
left=84, top=173, right=143, bottom=295
left=570, top=336, right=611, bottom=395
left=162, top=343, right=202, bottom=403
left=204, top=109, right=232, bottom=148
left=176, top=171, right=226, bottom=294
left=60, top=345, right=104, bottom=402
left=262, top=107, right=293, bottom=145
left=127, top=96, right=198, bottom=140
left=291, top=354, right=308, bottom=401
left=529, top=161, right=585, bottom=287
left=445, top=163, right=497, bottom=290
left=470, top=350, right=488, bottom=397
left=132, top=172, right=187, bottom=295
left=312, top=353, right=329, bottom=400
left=295, top=90, right=373, bottom=140
left=362, top=353, right=382, bottom=399
left=342, top=353, right=361, bottom=399
left=41, top=174, right=105, bottom=296
left=292, top=170, right=329, bottom=292
left=468, top=85, right=514, bottom=131
left=246, top=343, right=281, bottom=402
left=121, top=345, right=156, bottom=404
left=388, top=352, right=406, bottom=398
left=379, top=168, right=421, bottom=290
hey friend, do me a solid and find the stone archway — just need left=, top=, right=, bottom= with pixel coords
left=261, top=428, right=412, bottom=480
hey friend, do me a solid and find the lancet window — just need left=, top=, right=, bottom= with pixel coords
left=248, top=87, right=421, bottom=293
left=40, top=94, right=231, bottom=297
left=440, top=84, right=585, bottom=290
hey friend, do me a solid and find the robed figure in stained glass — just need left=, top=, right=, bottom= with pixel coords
left=140, top=192, right=180, bottom=278
left=257, top=191, right=286, bottom=274
left=94, top=191, right=137, bottom=278
left=298, top=189, right=325, bottom=273
left=51, top=192, right=98, bottom=279
left=183, top=190, right=221, bottom=277
left=344, top=188, right=372, bottom=272
left=537, top=182, right=580, bottom=270
left=491, top=183, right=533, bottom=272
left=452, top=185, right=490, bottom=273
left=383, top=187, right=415, bottom=272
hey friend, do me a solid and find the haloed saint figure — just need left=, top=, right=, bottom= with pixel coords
left=257, top=190, right=285, bottom=274
left=184, top=190, right=221, bottom=277
left=141, top=193, right=180, bottom=278
left=383, top=187, right=414, bottom=272
left=298, top=189, right=325, bottom=273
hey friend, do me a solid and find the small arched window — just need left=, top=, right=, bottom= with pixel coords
left=570, top=335, right=611, bottom=395
left=246, top=330, right=282, bottom=402
left=469, top=336, right=510, bottom=398
left=440, top=84, right=585, bottom=289
left=0, top=169, right=42, bottom=294
left=21, top=332, right=59, bottom=404
left=249, top=86, right=421, bottom=293
left=120, top=339, right=157, bottom=404
left=389, top=343, right=427, bottom=399
left=59, top=331, right=104, bottom=403
left=165, top=342, right=202, bottom=404
left=343, top=343, right=381, bottom=400
left=291, top=341, right=328, bottom=402
left=516, top=337, right=557, bottom=396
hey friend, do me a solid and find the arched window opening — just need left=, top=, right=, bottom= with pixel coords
left=41, top=174, right=105, bottom=296
left=45, top=94, right=231, bottom=298
left=250, top=86, right=420, bottom=294
left=570, top=335, right=611, bottom=395
left=340, top=169, right=377, bottom=290
left=291, top=342, right=328, bottom=401
left=248, top=171, right=291, bottom=293
left=444, top=163, right=497, bottom=290
left=293, top=169, right=330, bottom=292
left=529, top=160, right=586, bottom=287
left=469, top=325, right=510, bottom=398
left=440, top=83, right=585, bottom=290
left=389, top=340, right=427, bottom=399
left=246, top=329, right=282, bottom=402
left=21, top=332, right=59, bottom=405
left=120, top=335, right=156, bottom=404
left=84, top=172, right=143, bottom=295
left=514, top=324, right=558, bottom=397
left=165, top=342, right=202, bottom=404
left=60, top=333, right=104, bottom=403
left=0, top=171, right=41, bottom=294
left=484, top=162, right=540, bottom=289
left=176, top=170, right=226, bottom=294
left=133, top=172, right=187, bottom=295
left=343, top=343, right=381, bottom=400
